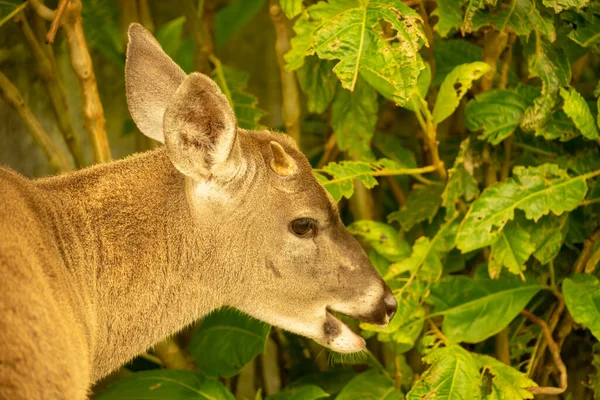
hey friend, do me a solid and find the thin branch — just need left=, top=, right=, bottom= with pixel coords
left=386, top=176, right=407, bottom=207
left=0, top=71, right=72, bottom=172
left=15, top=11, right=86, bottom=167
left=574, top=228, right=600, bottom=273
left=521, top=309, right=567, bottom=395
left=28, top=0, right=55, bottom=21
left=45, top=0, right=68, bottom=44
left=481, top=29, right=508, bottom=92
left=585, top=243, right=600, bottom=274
left=270, top=1, right=301, bottom=144
left=317, top=134, right=337, bottom=168
left=152, top=337, right=194, bottom=370
left=494, top=328, right=511, bottom=365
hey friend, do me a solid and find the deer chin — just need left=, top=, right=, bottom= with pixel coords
left=312, top=309, right=366, bottom=354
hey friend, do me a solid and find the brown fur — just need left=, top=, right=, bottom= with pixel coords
left=0, top=24, right=396, bottom=399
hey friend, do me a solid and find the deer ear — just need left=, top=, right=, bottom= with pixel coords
left=163, top=72, right=240, bottom=180
left=125, top=23, right=185, bottom=143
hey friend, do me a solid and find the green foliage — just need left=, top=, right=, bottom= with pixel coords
left=336, top=370, right=401, bottom=399
left=267, top=385, right=329, bottom=400
left=563, top=274, right=600, bottom=341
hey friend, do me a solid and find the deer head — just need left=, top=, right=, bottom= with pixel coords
left=125, top=24, right=397, bottom=353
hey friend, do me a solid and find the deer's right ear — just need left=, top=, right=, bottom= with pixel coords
left=125, top=23, right=185, bottom=143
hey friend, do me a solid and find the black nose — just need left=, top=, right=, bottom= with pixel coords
left=384, top=287, right=397, bottom=321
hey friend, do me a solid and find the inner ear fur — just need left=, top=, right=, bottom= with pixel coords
left=125, top=23, right=186, bottom=143
left=163, top=72, right=239, bottom=180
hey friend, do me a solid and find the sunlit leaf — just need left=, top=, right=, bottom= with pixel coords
left=94, top=370, right=234, bottom=400
left=543, top=0, right=588, bottom=12
left=285, top=0, right=426, bottom=106
left=474, top=354, right=536, bottom=399
left=296, top=57, right=338, bottom=114
left=433, top=39, right=483, bottom=86
left=563, top=274, right=600, bottom=341
left=465, top=89, right=529, bottom=145
left=348, top=220, right=411, bottom=262
left=267, top=385, right=329, bottom=400
left=442, top=138, right=480, bottom=219
left=337, top=370, right=401, bottom=400
left=427, top=266, right=543, bottom=343
left=189, top=308, right=270, bottom=378
left=407, top=345, right=481, bottom=400
left=560, top=86, right=599, bottom=140
left=432, top=62, right=490, bottom=124
left=280, top=0, right=304, bottom=19
left=489, top=219, right=535, bottom=278
left=388, top=185, right=444, bottom=232
left=456, top=164, right=588, bottom=253
left=432, top=0, right=463, bottom=37
left=331, top=78, right=378, bottom=159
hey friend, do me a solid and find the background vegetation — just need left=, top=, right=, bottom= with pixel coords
left=2, top=0, right=600, bottom=398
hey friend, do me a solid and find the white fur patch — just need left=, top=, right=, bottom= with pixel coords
left=193, top=181, right=230, bottom=202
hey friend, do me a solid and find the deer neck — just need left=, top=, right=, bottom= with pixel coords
left=37, top=148, right=232, bottom=381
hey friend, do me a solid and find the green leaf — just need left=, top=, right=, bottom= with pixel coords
left=442, top=138, right=480, bottom=219
left=543, top=0, right=588, bottom=12
left=461, top=0, right=498, bottom=34
left=456, top=164, right=589, bottom=253
left=317, top=158, right=417, bottom=202
left=288, top=370, right=356, bottom=396
left=471, top=0, right=555, bottom=39
left=432, top=0, right=464, bottom=38
left=521, top=35, right=571, bottom=133
left=404, top=60, right=431, bottom=113
left=428, top=266, right=543, bottom=343
left=407, top=345, right=481, bottom=400
left=560, top=86, right=600, bottom=140
left=590, top=343, right=600, bottom=398
left=489, top=219, right=536, bottom=278
left=432, top=62, right=491, bottom=124
left=386, top=218, right=459, bottom=281
left=94, top=370, right=234, bottom=400
left=535, top=110, right=580, bottom=142
left=524, top=214, right=568, bottom=265
left=563, top=274, right=600, bottom=341
left=0, top=0, right=25, bottom=28
left=348, top=220, right=411, bottom=262
left=568, top=17, right=600, bottom=47
left=331, top=78, right=378, bottom=159
left=155, top=17, right=186, bottom=59
left=280, top=0, right=303, bottom=19
left=296, top=57, right=338, bottom=114
left=285, top=0, right=426, bottom=106
left=465, top=89, right=529, bottom=145
left=267, top=385, right=329, bottom=400
left=213, top=66, right=266, bottom=130
left=337, top=370, right=401, bottom=400
left=433, top=39, right=483, bottom=86
left=388, top=185, right=444, bottom=232
left=189, top=308, right=270, bottom=378
left=474, top=354, right=536, bottom=399
left=214, top=0, right=267, bottom=48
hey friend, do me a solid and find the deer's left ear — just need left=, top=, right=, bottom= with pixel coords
left=163, top=72, right=241, bottom=181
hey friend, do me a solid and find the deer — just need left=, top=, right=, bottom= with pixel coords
left=0, top=23, right=397, bottom=399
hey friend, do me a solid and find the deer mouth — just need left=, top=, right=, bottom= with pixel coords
left=319, top=308, right=366, bottom=353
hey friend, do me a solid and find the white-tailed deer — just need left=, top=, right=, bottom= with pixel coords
left=0, top=24, right=397, bottom=399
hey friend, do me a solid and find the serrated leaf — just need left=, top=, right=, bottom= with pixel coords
left=280, top=0, right=303, bottom=19
left=296, top=57, right=338, bottom=114
left=432, top=62, right=491, bottom=124
left=189, top=308, right=270, bottom=378
left=388, top=185, right=444, bottom=232
left=433, top=39, right=483, bottom=86
left=337, top=370, right=401, bottom=400
left=560, top=86, right=600, bottom=140
left=563, top=274, right=600, bottom=341
left=521, top=35, right=571, bottom=132
left=348, top=220, right=411, bottom=262
left=267, top=385, right=329, bottom=400
left=471, top=0, right=555, bottom=39
left=386, top=218, right=459, bottom=281
left=93, top=370, right=235, bottom=400
left=461, top=0, right=498, bottom=34
left=489, top=219, right=535, bottom=278
left=331, top=78, right=378, bottom=159
left=543, top=0, right=588, bottom=12
left=318, top=158, right=414, bottom=202
left=442, top=138, right=480, bottom=219
left=456, top=164, right=588, bottom=253
left=407, top=345, right=481, bottom=400
left=427, top=266, right=543, bottom=343
left=213, top=66, right=266, bottom=130
left=523, top=214, right=568, bottom=265
left=432, top=0, right=463, bottom=37
left=465, top=89, right=529, bottom=145
left=285, top=0, right=426, bottom=106
left=535, top=110, right=580, bottom=141
left=474, top=354, right=536, bottom=399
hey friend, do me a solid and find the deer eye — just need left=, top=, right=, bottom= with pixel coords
left=290, top=218, right=316, bottom=238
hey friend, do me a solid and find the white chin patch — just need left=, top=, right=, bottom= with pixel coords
left=194, top=181, right=229, bottom=202
left=317, top=311, right=366, bottom=353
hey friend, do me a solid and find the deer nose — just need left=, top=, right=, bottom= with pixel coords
left=383, top=286, right=397, bottom=321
